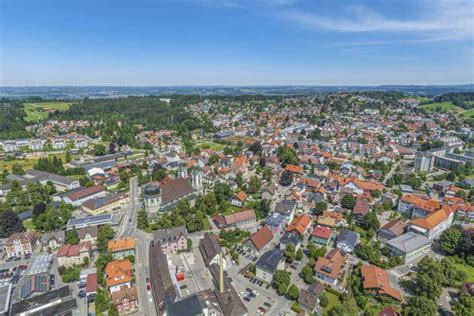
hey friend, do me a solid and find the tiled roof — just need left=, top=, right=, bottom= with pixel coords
left=285, top=164, right=304, bottom=174
left=161, top=177, right=194, bottom=205
left=249, top=226, right=273, bottom=251
left=314, top=249, right=347, bottom=279
left=224, top=209, right=256, bottom=225
left=400, top=194, right=442, bottom=213
left=410, top=207, right=453, bottom=230
left=311, top=225, right=332, bottom=239
left=353, top=198, right=370, bottom=216
left=361, top=265, right=402, bottom=301
left=234, top=191, right=248, bottom=201
left=108, top=237, right=135, bottom=253
left=286, top=214, right=311, bottom=235
left=64, top=185, right=104, bottom=202
left=105, top=259, right=133, bottom=288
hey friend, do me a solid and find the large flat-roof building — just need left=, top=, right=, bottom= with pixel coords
left=384, top=232, right=432, bottom=263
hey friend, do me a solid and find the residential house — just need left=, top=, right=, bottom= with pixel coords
left=378, top=307, right=401, bottom=316
left=153, top=226, right=188, bottom=255
left=25, top=169, right=80, bottom=192
left=274, top=200, right=297, bottom=223
left=199, top=233, right=225, bottom=269
left=298, top=281, right=325, bottom=314
left=279, top=231, right=301, bottom=251
left=5, top=232, right=39, bottom=258
left=244, top=226, right=273, bottom=254
left=57, top=242, right=91, bottom=268
left=314, top=249, right=348, bottom=287
left=78, top=226, right=99, bottom=245
left=353, top=198, right=370, bottom=222
left=40, top=230, right=65, bottom=251
left=265, top=213, right=286, bottom=235
left=111, top=285, right=138, bottom=314
left=286, top=214, right=311, bottom=236
left=317, top=215, right=336, bottom=228
left=108, top=238, right=136, bottom=259
left=231, top=191, right=248, bottom=207
left=106, top=259, right=133, bottom=293
left=52, top=139, right=67, bottom=150
left=384, top=232, right=432, bottom=263
left=361, top=265, right=402, bottom=301
left=255, top=248, right=284, bottom=283
left=336, top=229, right=359, bottom=253
left=311, top=225, right=333, bottom=246
left=377, top=220, right=407, bottom=241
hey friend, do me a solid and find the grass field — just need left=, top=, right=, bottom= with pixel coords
left=455, top=262, right=474, bottom=282
left=459, top=108, right=474, bottom=119
left=196, top=142, right=226, bottom=151
left=421, top=101, right=463, bottom=113
left=23, top=101, right=71, bottom=122
left=322, top=291, right=341, bottom=313
left=1, top=153, right=68, bottom=172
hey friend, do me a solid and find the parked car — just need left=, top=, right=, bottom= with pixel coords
left=78, top=290, right=86, bottom=298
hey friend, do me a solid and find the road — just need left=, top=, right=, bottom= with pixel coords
left=115, top=177, right=156, bottom=316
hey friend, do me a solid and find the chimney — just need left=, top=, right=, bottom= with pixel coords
left=219, top=251, right=224, bottom=294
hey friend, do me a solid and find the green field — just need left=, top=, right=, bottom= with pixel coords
left=196, top=142, right=226, bottom=151
left=459, top=108, right=474, bottom=119
left=455, top=262, right=474, bottom=282
left=23, top=102, right=71, bottom=122
left=421, top=101, right=463, bottom=113
left=322, top=291, right=342, bottom=313
left=0, top=153, right=68, bottom=172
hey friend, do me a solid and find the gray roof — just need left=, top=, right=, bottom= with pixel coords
left=166, top=294, right=204, bottom=316
left=385, top=232, right=432, bottom=254
left=0, top=284, right=12, bottom=315
left=40, top=230, right=65, bottom=246
left=26, top=169, right=78, bottom=186
left=336, top=229, right=359, bottom=247
left=199, top=233, right=221, bottom=267
left=153, top=226, right=187, bottom=245
left=274, top=200, right=296, bottom=216
left=256, top=248, right=283, bottom=273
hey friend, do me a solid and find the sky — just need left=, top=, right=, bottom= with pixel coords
left=0, top=0, right=473, bottom=86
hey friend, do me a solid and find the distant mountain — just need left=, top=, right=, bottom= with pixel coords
left=0, top=84, right=473, bottom=99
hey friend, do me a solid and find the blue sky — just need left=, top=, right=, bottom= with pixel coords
left=0, top=0, right=473, bottom=85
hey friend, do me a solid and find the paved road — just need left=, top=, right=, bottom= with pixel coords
left=115, top=177, right=156, bottom=316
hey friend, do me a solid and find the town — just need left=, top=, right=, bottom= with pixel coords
left=0, top=91, right=473, bottom=316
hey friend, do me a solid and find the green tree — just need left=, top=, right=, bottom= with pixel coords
left=277, top=145, right=299, bottom=167
left=98, top=225, right=115, bottom=253
left=295, top=248, right=303, bottom=261
left=362, top=211, right=380, bottom=231
left=288, top=284, right=299, bottom=300
left=108, top=304, right=119, bottom=316
left=66, top=227, right=79, bottom=245
left=452, top=294, right=474, bottom=316
left=273, top=270, right=291, bottom=295
left=0, top=211, right=24, bottom=237
left=283, top=243, right=296, bottom=263
left=319, top=293, right=329, bottom=307
left=440, top=227, right=461, bottom=255
left=95, top=288, right=111, bottom=313
left=12, top=163, right=25, bottom=175
left=93, top=144, right=107, bottom=156
left=137, top=209, right=149, bottom=229
left=248, top=176, right=262, bottom=194
left=313, top=201, right=327, bottom=215
left=341, top=194, right=356, bottom=209
left=402, top=296, right=437, bottom=316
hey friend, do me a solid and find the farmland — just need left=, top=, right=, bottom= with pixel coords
left=23, top=101, right=71, bottom=122
left=421, top=101, right=463, bottom=113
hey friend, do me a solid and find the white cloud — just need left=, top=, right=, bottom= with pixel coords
left=279, top=0, right=473, bottom=41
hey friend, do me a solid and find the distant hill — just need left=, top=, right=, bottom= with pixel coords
left=0, top=84, right=473, bottom=99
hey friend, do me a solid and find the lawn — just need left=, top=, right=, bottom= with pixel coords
left=23, top=101, right=71, bottom=122
left=459, top=108, right=474, bottom=119
left=322, top=291, right=342, bottom=313
left=421, top=101, right=463, bottom=113
left=196, top=142, right=226, bottom=151
left=1, top=153, right=68, bottom=172
left=455, top=262, right=474, bottom=282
